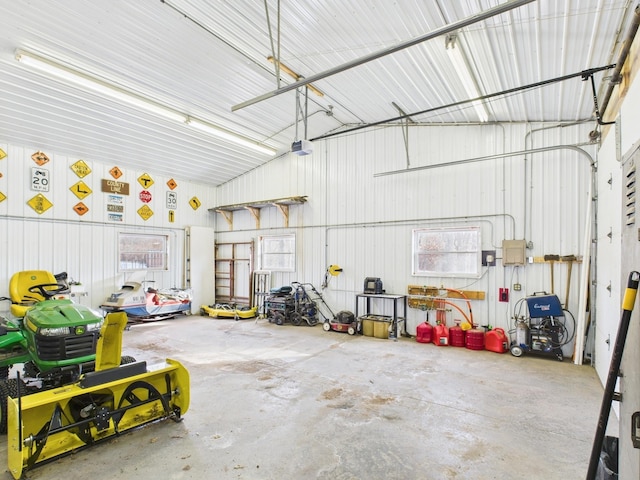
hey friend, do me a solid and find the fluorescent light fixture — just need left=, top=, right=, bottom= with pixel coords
left=186, top=118, right=277, bottom=156
left=15, top=49, right=277, bottom=156
left=445, top=35, right=489, bottom=122
left=15, top=49, right=186, bottom=123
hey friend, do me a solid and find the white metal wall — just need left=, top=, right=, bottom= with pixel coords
left=0, top=141, right=216, bottom=314
left=216, top=122, right=596, bottom=344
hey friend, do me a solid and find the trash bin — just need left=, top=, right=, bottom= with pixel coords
left=596, top=436, right=618, bottom=480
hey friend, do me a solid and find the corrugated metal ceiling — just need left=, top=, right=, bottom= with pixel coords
left=0, top=0, right=633, bottom=186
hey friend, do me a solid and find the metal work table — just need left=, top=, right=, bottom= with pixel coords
left=355, top=293, right=407, bottom=338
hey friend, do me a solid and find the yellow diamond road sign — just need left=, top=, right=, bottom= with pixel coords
left=189, top=196, right=201, bottom=210
left=70, top=181, right=92, bottom=199
left=137, top=204, right=153, bottom=220
left=0, top=191, right=6, bottom=203
left=27, top=194, right=53, bottom=214
left=71, top=160, right=92, bottom=178
left=138, top=173, right=154, bottom=189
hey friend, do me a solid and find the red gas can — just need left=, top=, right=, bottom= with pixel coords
left=433, top=323, right=449, bottom=346
left=485, top=327, right=509, bottom=353
left=465, top=328, right=485, bottom=350
left=449, top=323, right=466, bottom=347
left=416, top=322, right=433, bottom=343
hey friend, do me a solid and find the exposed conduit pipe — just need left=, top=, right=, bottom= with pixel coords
left=599, top=3, right=640, bottom=124
left=374, top=145, right=594, bottom=176
left=374, top=144, right=594, bottom=365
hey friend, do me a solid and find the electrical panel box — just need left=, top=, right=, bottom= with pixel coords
left=502, top=239, right=527, bottom=265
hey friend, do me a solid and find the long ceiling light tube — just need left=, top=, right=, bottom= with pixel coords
left=232, top=0, right=535, bottom=111
left=445, top=34, right=489, bottom=122
left=15, top=49, right=186, bottom=123
left=186, top=118, right=277, bottom=155
left=15, top=49, right=276, bottom=156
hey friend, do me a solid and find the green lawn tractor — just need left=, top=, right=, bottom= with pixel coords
left=0, top=270, right=190, bottom=478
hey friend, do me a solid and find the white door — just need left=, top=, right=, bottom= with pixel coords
left=185, top=226, right=215, bottom=313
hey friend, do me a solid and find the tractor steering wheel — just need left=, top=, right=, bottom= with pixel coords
left=28, top=283, right=69, bottom=299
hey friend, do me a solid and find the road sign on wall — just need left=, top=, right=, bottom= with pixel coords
left=139, top=190, right=152, bottom=203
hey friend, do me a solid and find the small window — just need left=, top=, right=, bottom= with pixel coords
left=412, top=226, right=481, bottom=278
left=119, top=233, right=169, bottom=271
left=258, top=234, right=295, bottom=272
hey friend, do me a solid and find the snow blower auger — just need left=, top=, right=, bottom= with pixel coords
left=2, top=311, right=190, bottom=479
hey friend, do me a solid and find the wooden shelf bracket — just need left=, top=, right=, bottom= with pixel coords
left=210, top=195, right=307, bottom=230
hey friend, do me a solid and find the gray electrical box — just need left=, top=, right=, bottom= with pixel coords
left=502, top=239, right=527, bottom=265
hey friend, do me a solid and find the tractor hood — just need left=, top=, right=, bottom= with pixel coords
left=24, top=299, right=103, bottom=332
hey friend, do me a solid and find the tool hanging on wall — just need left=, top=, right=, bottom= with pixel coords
left=544, top=254, right=560, bottom=293
left=561, top=254, right=576, bottom=309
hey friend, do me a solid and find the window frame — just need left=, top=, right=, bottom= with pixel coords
left=118, top=232, right=169, bottom=272
left=258, top=234, right=296, bottom=272
left=412, top=226, right=481, bottom=278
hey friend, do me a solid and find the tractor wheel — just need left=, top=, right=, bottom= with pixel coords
left=273, top=313, right=285, bottom=326
left=121, top=355, right=137, bottom=365
left=322, top=322, right=331, bottom=332
left=290, top=313, right=302, bottom=326
left=0, top=378, right=28, bottom=434
left=0, top=367, right=9, bottom=380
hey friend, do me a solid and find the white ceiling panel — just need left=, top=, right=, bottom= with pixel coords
left=0, top=0, right=633, bottom=185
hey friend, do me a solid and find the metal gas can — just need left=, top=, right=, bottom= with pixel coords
left=465, top=328, right=485, bottom=350
left=449, top=323, right=466, bottom=347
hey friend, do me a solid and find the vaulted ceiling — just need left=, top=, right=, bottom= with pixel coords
left=0, top=1, right=634, bottom=186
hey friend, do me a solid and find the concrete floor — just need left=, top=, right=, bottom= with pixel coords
left=1, top=315, right=615, bottom=479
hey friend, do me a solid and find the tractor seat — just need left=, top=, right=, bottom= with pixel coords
left=9, top=270, right=57, bottom=318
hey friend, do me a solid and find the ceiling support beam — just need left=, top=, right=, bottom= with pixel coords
left=232, top=0, right=535, bottom=111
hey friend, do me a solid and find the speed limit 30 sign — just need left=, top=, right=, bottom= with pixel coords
left=166, top=191, right=177, bottom=209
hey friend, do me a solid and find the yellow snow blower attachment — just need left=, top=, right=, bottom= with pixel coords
left=5, top=312, right=190, bottom=479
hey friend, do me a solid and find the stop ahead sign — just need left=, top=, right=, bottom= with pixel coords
left=139, top=190, right=152, bottom=203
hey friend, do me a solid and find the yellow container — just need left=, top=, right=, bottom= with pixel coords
left=373, top=319, right=391, bottom=339
left=362, top=318, right=374, bottom=337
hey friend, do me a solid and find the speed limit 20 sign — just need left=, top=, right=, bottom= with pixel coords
left=31, top=167, right=50, bottom=192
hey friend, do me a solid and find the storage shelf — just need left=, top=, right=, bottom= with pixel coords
left=210, top=196, right=307, bottom=230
